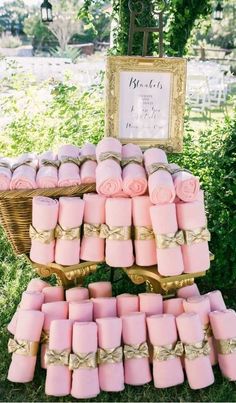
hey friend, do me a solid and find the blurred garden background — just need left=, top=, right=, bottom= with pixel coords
left=0, top=0, right=236, bottom=401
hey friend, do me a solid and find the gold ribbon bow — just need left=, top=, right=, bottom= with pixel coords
left=69, top=352, right=97, bottom=370
left=100, top=224, right=131, bottom=241
left=12, top=158, right=36, bottom=171
left=97, top=346, right=123, bottom=364
left=171, top=167, right=192, bottom=175
left=60, top=156, right=81, bottom=166
left=83, top=223, right=101, bottom=238
left=45, top=348, right=70, bottom=366
left=8, top=338, right=39, bottom=356
left=55, top=224, right=81, bottom=240
left=203, top=324, right=213, bottom=339
left=184, top=227, right=211, bottom=245
left=41, top=159, right=61, bottom=168
left=121, top=156, right=143, bottom=167
left=155, top=230, right=185, bottom=249
left=146, top=162, right=173, bottom=176
left=0, top=161, right=11, bottom=169
left=134, top=226, right=155, bottom=241
left=29, top=225, right=55, bottom=244
left=124, top=342, right=149, bottom=360
left=216, top=338, right=236, bottom=355
left=184, top=340, right=211, bottom=360
left=80, top=155, right=97, bottom=165
left=40, top=330, right=49, bottom=344
left=98, top=151, right=122, bottom=164
left=153, top=341, right=184, bottom=361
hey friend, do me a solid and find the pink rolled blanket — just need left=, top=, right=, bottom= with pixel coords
left=117, top=294, right=139, bottom=317
left=177, top=283, right=200, bottom=299
left=122, top=144, right=147, bottom=197
left=8, top=310, right=44, bottom=383
left=169, top=163, right=200, bottom=202
left=69, top=300, right=93, bottom=322
left=10, top=153, right=38, bottom=190
left=210, top=309, right=236, bottom=381
left=93, top=297, right=117, bottom=320
left=104, top=198, right=134, bottom=267
left=144, top=148, right=175, bottom=205
left=163, top=298, right=184, bottom=317
left=45, top=319, right=72, bottom=396
left=147, top=314, right=184, bottom=388
left=122, top=312, right=151, bottom=385
left=36, top=151, right=58, bottom=189
left=176, top=312, right=214, bottom=389
left=70, top=322, right=100, bottom=398
left=96, top=138, right=122, bottom=196
left=27, top=278, right=50, bottom=292
left=132, top=196, right=157, bottom=266
left=30, top=196, right=59, bottom=265
left=65, top=287, right=89, bottom=302
left=97, top=317, right=124, bottom=392
left=0, top=157, right=12, bottom=190
left=176, top=200, right=210, bottom=273
left=55, top=197, right=84, bottom=265
left=80, top=193, right=106, bottom=262
left=206, top=290, right=226, bottom=311
left=42, top=286, right=64, bottom=303
left=80, top=143, right=97, bottom=184
left=88, top=282, right=112, bottom=298
left=150, top=204, right=184, bottom=276
left=139, top=293, right=163, bottom=317
left=58, top=145, right=80, bottom=187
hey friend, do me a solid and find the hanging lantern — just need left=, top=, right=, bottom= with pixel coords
left=41, top=0, right=53, bottom=23
left=213, top=2, right=223, bottom=21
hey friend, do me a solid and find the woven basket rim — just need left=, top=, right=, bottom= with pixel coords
left=0, top=184, right=96, bottom=199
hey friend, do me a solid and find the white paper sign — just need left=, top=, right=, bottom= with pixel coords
left=119, top=71, right=172, bottom=139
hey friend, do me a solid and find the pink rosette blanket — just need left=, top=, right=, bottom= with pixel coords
left=58, top=144, right=80, bottom=187
left=122, top=144, right=147, bottom=197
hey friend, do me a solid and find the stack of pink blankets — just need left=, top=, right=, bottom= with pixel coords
left=7, top=278, right=236, bottom=396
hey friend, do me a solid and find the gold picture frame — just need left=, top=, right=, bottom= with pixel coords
left=105, top=56, right=187, bottom=152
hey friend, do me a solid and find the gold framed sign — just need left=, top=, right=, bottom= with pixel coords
left=105, top=56, right=187, bottom=152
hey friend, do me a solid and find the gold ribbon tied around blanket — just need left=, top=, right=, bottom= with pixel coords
left=155, top=230, right=185, bottom=249
left=79, top=155, right=97, bottom=165
left=184, top=227, right=211, bottom=245
left=121, top=156, right=143, bottom=167
left=146, top=162, right=173, bottom=176
left=100, top=224, right=131, bottom=241
left=55, top=224, right=81, bottom=240
left=12, top=158, right=37, bottom=171
left=124, top=342, right=149, bottom=360
left=184, top=340, right=211, bottom=360
left=134, top=226, right=155, bottom=241
left=29, top=225, right=55, bottom=244
left=203, top=323, right=213, bottom=339
left=60, top=156, right=81, bottom=166
left=8, top=338, right=39, bottom=356
left=98, top=151, right=122, bottom=164
left=97, top=346, right=123, bottom=365
left=40, top=330, right=50, bottom=344
left=216, top=337, right=236, bottom=355
left=83, top=223, right=101, bottom=238
left=171, top=167, right=192, bottom=175
left=45, top=348, right=70, bottom=366
left=0, top=161, right=11, bottom=170
left=153, top=341, right=184, bottom=361
left=69, top=352, right=97, bottom=370
left=41, top=159, right=61, bottom=168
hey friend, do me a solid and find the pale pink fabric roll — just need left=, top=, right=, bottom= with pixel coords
left=80, top=193, right=106, bottom=262
left=117, top=294, right=139, bottom=317
left=45, top=319, right=72, bottom=396
left=210, top=310, right=236, bottom=380
left=169, top=163, right=200, bottom=202
left=30, top=196, right=59, bottom=265
left=55, top=197, right=84, bottom=265
left=163, top=298, right=184, bottom=317
left=139, top=293, right=163, bottom=317
left=96, top=138, right=122, bottom=196
left=69, top=300, right=93, bottom=322
left=147, top=314, right=184, bottom=388
left=8, top=310, right=44, bottom=383
left=93, top=297, right=117, bottom=320
left=105, top=198, right=134, bottom=267
left=42, top=286, right=64, bottom=303
left=41, top=301, right=68, bottom=369
left=176, top=201, right=210, bottom=273
left=132, top=196, right=157, bottom=266
left=144, top=148, right=175, bottom=205
left=122, top=312, right=151, bottom=385
left=58, top=145, right=80, bottom=187
left=150, top=204, right=184, bottom=276
left=97, top=317, right=124, bottom=392
left=177, top=283, right=200, bottom=299
left=10, top=153, right=38, bottom=190
left=65, top=287, right=89, bottom=302
left=0, top=157, right=12, bottom=190
left=176, top=312, right=214, bottom=389
left=88, top=282, right=112, bottom=298
left=80, top=143, right=97, bottom=184
left=207, top=290, right=226, bottom=311
left=122, top=144, right=147, bottom=197
left=36, top=151, right=58, bottom=189
left=8, top=291, right=44, bottom=335
left=183, top=295, right=217, bottom=365
left=27, top=278, right=50, bottom=292
left=71, top=322, right=100, bottom=398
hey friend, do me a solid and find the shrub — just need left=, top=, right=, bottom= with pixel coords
left=0, top=33, right=22, bottom=49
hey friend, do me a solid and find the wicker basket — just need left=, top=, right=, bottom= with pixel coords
left=0, top=184, right=96, bottom=255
